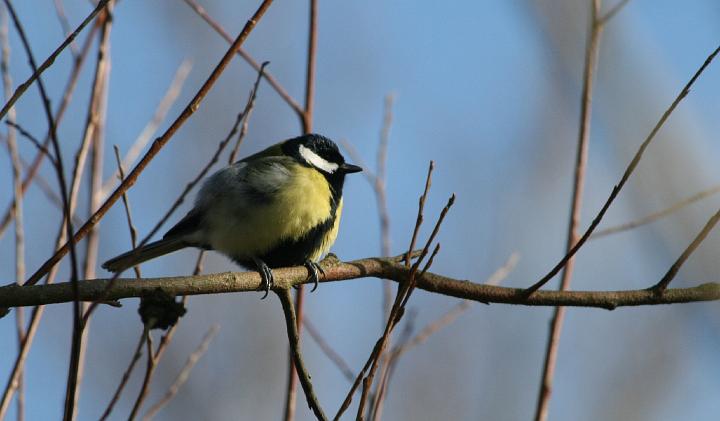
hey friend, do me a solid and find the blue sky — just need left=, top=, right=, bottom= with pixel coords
left=1, top=1, right=720, bottom=420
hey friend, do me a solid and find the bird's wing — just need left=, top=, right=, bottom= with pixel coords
left=163, top=157, right=295, bottom=241
left=163, top=207, right=205, bottom=240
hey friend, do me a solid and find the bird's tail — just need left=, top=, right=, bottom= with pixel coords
left=102, top=238, right=186, bottom=273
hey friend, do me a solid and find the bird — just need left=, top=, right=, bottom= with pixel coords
left=102, top=133, right=362, bottom=297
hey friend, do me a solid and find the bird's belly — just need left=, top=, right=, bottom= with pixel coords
left=203, top=167, right=341, bottom=267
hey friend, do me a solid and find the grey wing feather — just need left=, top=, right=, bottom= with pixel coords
left=194, top=157, right=293, bottom=209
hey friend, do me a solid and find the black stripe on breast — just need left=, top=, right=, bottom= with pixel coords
left=234, top=211, right=337, bottom=269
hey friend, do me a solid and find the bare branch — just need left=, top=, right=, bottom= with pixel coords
left=599, top=0, right=631, bottom=24
left=98, top=329, right=147, bottom=421
left=534, top=1, right=601, bottom=419
left=285, top=0, right=320, bottom=418
left=142, top=325, right=220, bottom=421
left=303, top=318, right=356, bottom=382
left=181, top=0, right=303, bottom=118
left=114, top=145, right=141, bottom=279
left=592, top=185, right=720, bottom=238
left=355, top=191, right=455, bottom=420
left=99, top=60, right=193, bottom=198
left=276, top=289, right=327, bottom=421
left=227, top=62, right=267, bottom=164
left=405, top=161, right=434, bottom=266
left=128, top=330, right=155, bottom=421
left=53, top=0, right=78, bottom=58
left=0, top=0, right=112, bottom=121
left=653, top=207, right=720, bottom=292
left=0, top=22, right=98, bottom=240
left=25, top=0, right=276, bottom=287
left=2, top=254, right=720, bottom=310
left=2, top=2, right=84, bottom=419
left=1, top=6, right=24, bottom=419
left=526, top=42, right=720, bottom=295
left=6, top=121, right=55, bottom=167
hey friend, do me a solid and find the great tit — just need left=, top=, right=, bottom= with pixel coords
left=102, top=133, right=362, bottom=295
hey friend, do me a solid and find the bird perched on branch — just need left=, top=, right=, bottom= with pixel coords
left=102, top=134, right=362, bottom=296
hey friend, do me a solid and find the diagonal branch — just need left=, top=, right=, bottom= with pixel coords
left=24, top=0, right=276, bottom=287
left=526, top=42, right=720, bottom=295
left=0, top=0, right=111, bottom=121
left=653, top=207, right=720, bottom=292
left=181, top=0, right=303, bottom=118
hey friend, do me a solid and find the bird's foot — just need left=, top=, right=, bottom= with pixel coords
left=304, top=259, right=325, bottom=292
left=253, top=258, right=274, bottom=299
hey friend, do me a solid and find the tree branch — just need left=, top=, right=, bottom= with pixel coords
left=276, top=289, right=327, bottom=421
left=24, top=0, right=275, bottom=287
left=2, top=255, right=719, bottom=311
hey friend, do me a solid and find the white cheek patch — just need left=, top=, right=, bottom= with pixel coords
left=299, top=145, right=339, bottom=173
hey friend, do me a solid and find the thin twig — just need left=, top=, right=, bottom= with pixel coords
left=351, top=181, right=455, bottom=420
left=14, top=153, right=84, bottom=227
left=377, top=94, right=394, bottom=258
left=276, top=289, right=328, bottom=421
left=534, top=2, right=601, bottom=419
left=653, top=207, right=720, bottom=292
left=84, top=58, right=267, bottom=321
left=53, top=0, right=78, bottom=58
left=335, top=166, right=437, bottom=420
left=6, top=121, right=55, bottom=166
left=181, top=0, right=303, bottom=118
left=0, top=192, right=81, bottom=418
left=599, top=0, right=631, bottom=24
left=128, top=329, right=155, bottom=421
left=0, top=97, right=100, bottom=416
left=1, top=6, right=24, bottom=419
left=2, top=3, right=83, bottom=420
left=25, top=0, right=276, bottom=287
left=142, top=325, right=220, bottom=421
left=285, top=0, right=319, bottom=418
left=592, top=185, right=720, bottom=238
left=126, top=295, right=188, bottom=420
left=404, top=161, right=434, bottom=266
left=66, top=6, right=114, bottom=417
left=339, top=95, right=396, bottom=419
left=114, top=145, right=141, bottom=278
left=384, top=252, right=519, bottom=365
left=0, top=0, right=111, bottom=121
left=368, top=309, right=415, bottom=421
left=526, top=42, right=720, bottom=295
left=125, top=62, right=265, bottom=254
left=0, top=22, right=98, bottom=240
left=375, top=95, right=395, bottom=327
left=119, top=252, right=203, bottom=420
left=98, top=329, right=147, bottom=421
left=227, top=61, right=267, bottom=164
left=303, top=318, right=355, bottom=382
left=99, top=60, right=193, bottom=198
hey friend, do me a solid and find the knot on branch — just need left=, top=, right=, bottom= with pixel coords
left=138, top=288, right=186, bottom=330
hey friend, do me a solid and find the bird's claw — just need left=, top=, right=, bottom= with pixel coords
left=253, top=258, right=274, bottom=299
left=304, top=260, right=325, bottom=292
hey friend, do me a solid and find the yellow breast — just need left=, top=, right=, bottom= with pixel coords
left=210, top=163, right=337, bottom=259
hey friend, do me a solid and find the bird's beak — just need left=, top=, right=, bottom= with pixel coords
left=340, top=163, right=363, bottom=174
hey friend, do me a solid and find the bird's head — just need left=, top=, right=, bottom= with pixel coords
left=283, top=134, right=362, bottom=176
